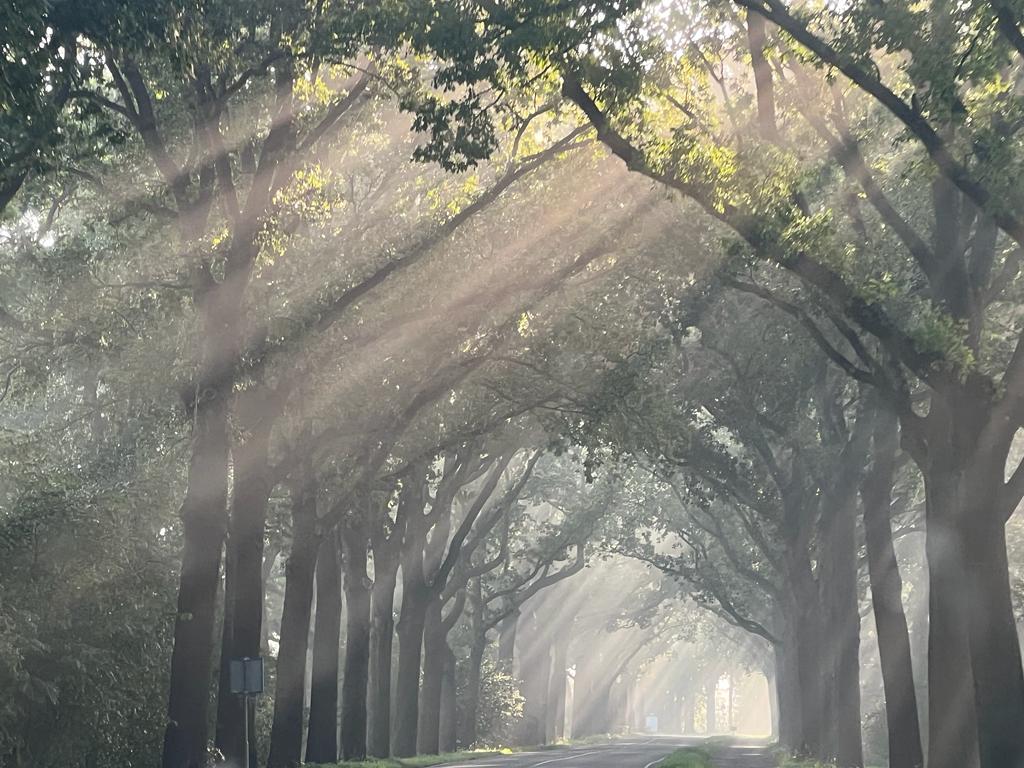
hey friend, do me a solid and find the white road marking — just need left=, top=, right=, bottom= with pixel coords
left=529, top=749, right=605, bottom=766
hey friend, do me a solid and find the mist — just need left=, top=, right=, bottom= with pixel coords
left=4, top=2, right=1024, bottom=768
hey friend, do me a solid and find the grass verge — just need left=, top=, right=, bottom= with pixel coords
left=325, top=749, right=510, bottom=767
left=650, top=747, right=714, bottom=768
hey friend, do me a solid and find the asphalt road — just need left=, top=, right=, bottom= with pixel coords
left=434, top=737, right=775, bottom=768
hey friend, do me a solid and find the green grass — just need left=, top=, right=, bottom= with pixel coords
left=324, top=749, right=510, bottom=767
left=775, top=756, right=886, bottom=768
left=650, top=747, right=714, bottom=768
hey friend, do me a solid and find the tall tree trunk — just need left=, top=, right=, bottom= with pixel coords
left=962, top=500, right=1024, bottom=768
left=546, top=631, right=570, bottom=743
left=216, top=421, right=273, bottom=768
left=819, top=495, right=864, bottom=768
left=267, top=474, right=320, bottom=768
left=461, top=632, right=487, bottom=747
left=786, top=551, right=824, bottom=757
left=418, top=598, right=446, bottom=755
left=340, top=521, right=372, bottom=761
left=705, top=674, right=717, bottom=734
left=498, top=612, right=518, bottom=668
left=393, top=580, right=430, bottom=757
left=919, top=398, right=980, bottom=768
left=367, top=566, right=399, bottom=757
left=306, top=534, right=342, bottom=764
left=764, top=662, right=779, bottom=742
left=161, top=388, right=231, bottom=768
left=519, top=610, right=551, bottom=746
left=215, top=537, right=238, bottom=763
left=440, top=645, right=459, bottom=753
left=861, top=408, right=924, bottom=768
left=774, top=635, right=803, bottom=751
left=261, top=543, right=281, bottom=657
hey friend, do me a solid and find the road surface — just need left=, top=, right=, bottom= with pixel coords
left=433, top=737, right=775, bottom=768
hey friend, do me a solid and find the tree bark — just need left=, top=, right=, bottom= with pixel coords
left=546, top=631, right=569, bottom=743
left=306, top=533, right=342, bottom=764
left=915, top=385, right=1024, bottom=768
left=818, top=495, right=864, bottom=768
left=368, top=472, right=415, bottom=758
left=440, top=645, right=459, bottom=752
left=861, top=409, right=924, bottom=768
left=519, top=609, right=551, bottom=745
left=261, top=543, right=281, bottom=657
left=267, top=474, right=320, bottom=768
left=773, top=635, right=803, bottom=751
left=393, top=578, right=429, bottom=757
left=764, top=662, right=779, bottom=742
left=161, top=389, right=231, bottom=768
left=785, top=551, right=824, bottom=757
left=215, top=535, right=238, bottom=764
left=418, top=598, right=446, bottom=754
left=367, top=565, right=399, bottom=757
left=705, top=666, right=720, bottom=735
left=339, top=520, right=372, bottom=761
left=962, top=501, right=1024, bottom=768
left=498, top=613, right=518, bottom=669
left=920, top=396, right=980, bottom=768
left=462, top=632, right=487, bottom=747
left=215, top=420, right=273, bottom=768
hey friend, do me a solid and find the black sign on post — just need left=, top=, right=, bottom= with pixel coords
left=229, top=657, right=264, bottom=768
left=229, top=657, right=265, bottom=695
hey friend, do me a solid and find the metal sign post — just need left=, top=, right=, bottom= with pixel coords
left=229, top=657, right=265, bottom=768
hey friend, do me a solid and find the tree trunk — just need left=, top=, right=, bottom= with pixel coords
left=962, top=502, right=1024, bottom=768
left=764, top=663, right=779, bottom=742
left=367, top=567, right=399, bottom=757
left=786, top=551, right=824, bottom=757
left=418, top=598, right=445, bottom=755
left=267, top=475, right=320, bottom=768
left=215, top=537, right=238, bottom=763
left=340, top=522, right=372, bottom=761
left=519, top=610, right=551, bottom=746
left=306, top=534, right=342, bottom=764
left=462, top=633, right=486, bottom=747
left=440, top=645, right=458, bottom=752
left=393, top=580, right=429, bottom=757
left=819, top=495, right=864, bottom=768
left=705, top=673, right=717, bottom=734
left=367, top=573, right=398, bottom=759
left=498, top=612, right=518, bottom=669
left=774, top=636, right=802, bottom=751
left=546, top=632, right=569, bottom=743
left=216, top=424, right=273, bottom=768
left=261, top=543, right=281, bottom=657
left=921, top=430, right=980, bottom=768
left=681, top=684, right=695, bottom=735
left=861, top=409, right=924, bottom=768
left=161, top=390, right=231, bottom=768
